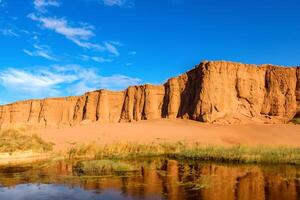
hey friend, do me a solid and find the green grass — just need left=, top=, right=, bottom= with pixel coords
left=67, top=142, right=167, bottom=159
left=0, top=128, right=53, bottom=153
left=73, top=160, right=136, bottom=176
left=174, top=145, right=300, bottom=165
left=67, top=142, right=300, bottom=165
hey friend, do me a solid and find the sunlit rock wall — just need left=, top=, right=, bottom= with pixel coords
left=0, top=61, right=299, bottom=128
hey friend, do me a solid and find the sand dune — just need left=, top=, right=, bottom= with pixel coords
left=37, top=119, right=300, bottom=151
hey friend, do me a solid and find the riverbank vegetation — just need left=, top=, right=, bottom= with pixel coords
left=291, top=117, right=300, bottom=125
left=73, top=159, right=136, bottom=176
left=67, top=142, right=300, bottom=165
left=0, top=128, right=53, bottom=153
left=1, top=128, right=300, bottom=167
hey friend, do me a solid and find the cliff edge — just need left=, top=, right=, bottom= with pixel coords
left=0, top=61, right=299, bottom=128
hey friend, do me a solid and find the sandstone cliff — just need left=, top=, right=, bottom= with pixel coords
left=0, top=61, right=299, bottom=128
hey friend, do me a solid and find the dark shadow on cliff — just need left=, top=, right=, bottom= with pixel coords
left=176, top=63, right=205, bottom=121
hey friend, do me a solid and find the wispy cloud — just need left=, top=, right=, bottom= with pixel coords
left=102, top=0, right=125, bottom=6
left=101, top=0, right=134, bottom=7
left=69, top=37, right=104, bottom=50
left=92, top=56, right=112, bottom=63
left=0, top=65, right=141, bottom=98
left=108, top=40, right=123, bottom=46
left=34, top=0, right=60, bottom=12
left=104, top=41, right=120, bottom=56
left=27, top=0, right=124, bottom=62
left=0, top=68, right=70, bottom=96
left=28, top=14, right=114, bottom=52
left=23, top=44, right=57, bottom=61
left=28, top=14, right=123, bottom=56
left=125, top=62, right=133, bottom=66
left=80, top=55, right=113, bottom=63
left=0, top=29, right=19, bottom=37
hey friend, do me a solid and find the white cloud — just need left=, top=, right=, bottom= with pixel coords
left=28, top=14, right=120, bottom=54
left=69, top=37, right=104, bottom=50
left=0, top=65, right=141, bottom=98
left=109, top=40, right=123, bottom=46
left=23, top=44, right=57, bottom=61
left=104, top=42, right=120, bottom=56
left=28, top=14, right=94, bottom=39
left=0, top=68, right=69, bottom=96
left=92, top=56, right=113, bottom=63
left=80, top=55, right=113, bottom=63
left=0, top=29, right=19, bottom=37
left=79, top=55, right=91, bottom=61
left=28, top=4, right=124, bottom=56
left=88, top=0, right=133, bottom=7
left=126, top=62, right=133, bottom=66
left=23, top=49, right=55, bottom=61
left=28, top=14, right=101, bottom=49
left=102, top=0, right=125, bottom=6
left=34, top=0, right=60, bottom=12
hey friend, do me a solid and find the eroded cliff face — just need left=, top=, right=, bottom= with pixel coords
left=0, top=61, right=299, bottom=128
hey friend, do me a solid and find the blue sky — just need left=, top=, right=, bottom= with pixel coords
left=0, top=0, right=299, bottom=104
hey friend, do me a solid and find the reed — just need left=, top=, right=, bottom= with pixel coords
left=0, top=128, right=53, bottom=153
left=67, top=141, right=300, bottom=165
left=73, top=159, right=136, bottom=176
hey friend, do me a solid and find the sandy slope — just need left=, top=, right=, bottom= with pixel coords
left=35, top=119, right=300, bottom=151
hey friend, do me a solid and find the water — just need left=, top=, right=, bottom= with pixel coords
left=0, top=158, right=299, bottom=200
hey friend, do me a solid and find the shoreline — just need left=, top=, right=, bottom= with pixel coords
left=1, top=119, right=300, bottom=167
left=2, top=142, right=300, bottom=167
left=0, top=151, right=53, bottom=167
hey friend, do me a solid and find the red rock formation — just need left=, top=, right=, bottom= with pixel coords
left=0, top=61, right=299, bottom=128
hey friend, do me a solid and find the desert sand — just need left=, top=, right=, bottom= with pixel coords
left=38, top=119, right=300, bottom=151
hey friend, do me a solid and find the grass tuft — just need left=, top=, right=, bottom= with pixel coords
left=0, top=128, right=53, bottom=153
left=290, top=117, right=300, bottom=125
left=73, top=160, right=136, bottom=176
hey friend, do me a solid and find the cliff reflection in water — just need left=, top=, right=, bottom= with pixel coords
left=0, top=158, right=299, bottom=200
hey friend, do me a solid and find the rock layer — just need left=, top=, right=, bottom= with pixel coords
left=0, top=61, right=299, bottom=128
